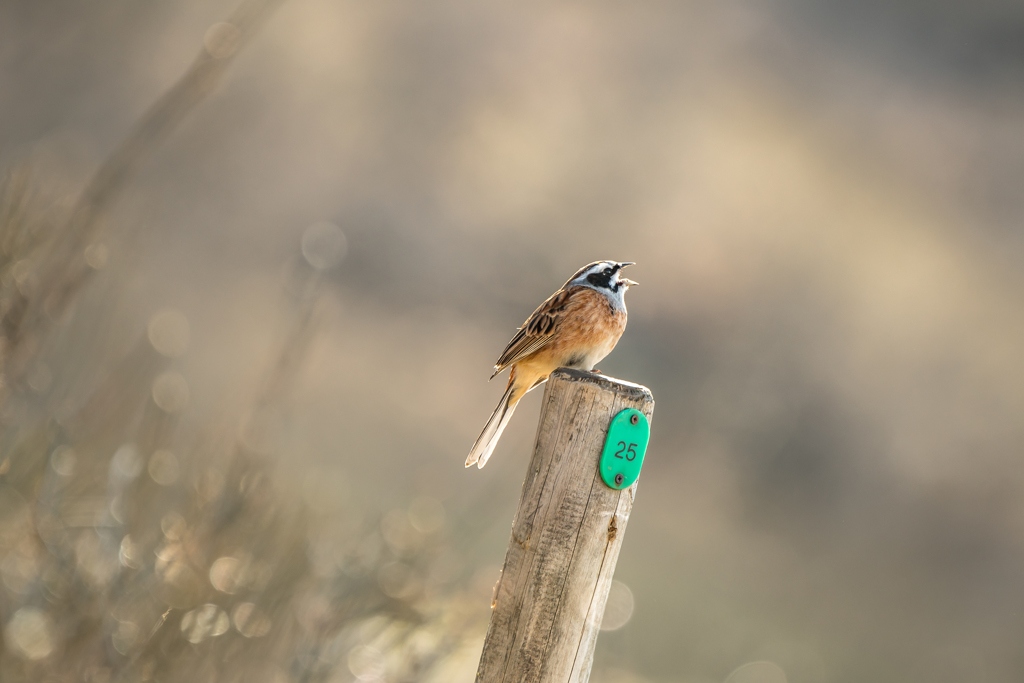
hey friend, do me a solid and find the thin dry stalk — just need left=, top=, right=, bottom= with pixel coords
left=1, top=0, right=288, bottom=393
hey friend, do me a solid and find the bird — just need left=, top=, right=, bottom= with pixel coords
left=465, top=260, right=638, bottom=469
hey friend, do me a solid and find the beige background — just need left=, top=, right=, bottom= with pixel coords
left=3, top=1, right=1024, bottom=681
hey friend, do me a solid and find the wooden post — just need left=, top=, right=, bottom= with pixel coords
left=476, top=368, right=655, bottom=683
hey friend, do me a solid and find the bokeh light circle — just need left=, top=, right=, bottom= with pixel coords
left=148, top=450, right=180, bottom=486
left=232, top=602, right=271, bottom=638
left=112, top=444, right=143, bottom=479
left=301, top=221, right=347, bottom=270
left=112, top=621, right=139, bottom=655
left=152, top=372, right=189, bottom=413
left=50, top=446, right=76, bottom=477
left=148, top=309, right=190, bottom=357
left=5, top=607, right=54, bottom=660
left=599, top=580, right=635, bottom=631
left=180, top=604, right=230, bottom=644
left=210, top=557, right=242, bottom=593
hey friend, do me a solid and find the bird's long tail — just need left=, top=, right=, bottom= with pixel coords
left=465, top=374, right=520, bottom=469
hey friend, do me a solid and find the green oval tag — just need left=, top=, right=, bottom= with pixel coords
left=600, top=408, right=649, bottom=489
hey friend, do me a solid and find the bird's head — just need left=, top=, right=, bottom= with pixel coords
left=565, top=260, right=638, bottom=294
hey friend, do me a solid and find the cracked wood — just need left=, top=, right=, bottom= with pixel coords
left=475, top=368, right=655, bottom=683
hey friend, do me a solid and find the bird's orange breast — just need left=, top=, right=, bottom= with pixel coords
left=523, top=287, right=626, bottom=371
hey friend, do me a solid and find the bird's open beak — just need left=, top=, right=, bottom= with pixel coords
left=617, top=262, right=637, bottom=286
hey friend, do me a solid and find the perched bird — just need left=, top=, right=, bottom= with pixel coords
left=466, top=260, right=638, bottom=469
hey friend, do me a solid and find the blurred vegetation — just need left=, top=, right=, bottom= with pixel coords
left=0, top=2, right=486, bottom=681
left=0, top=165, right=485, bottom=683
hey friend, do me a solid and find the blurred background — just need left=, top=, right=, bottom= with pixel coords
left=1, top=0, right=1024, bottom=681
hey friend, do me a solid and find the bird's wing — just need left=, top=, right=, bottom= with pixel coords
left=490, top=287, right=575, bottom=377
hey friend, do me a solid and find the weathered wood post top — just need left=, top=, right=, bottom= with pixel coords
left=476, top=367, right=655, bottom=683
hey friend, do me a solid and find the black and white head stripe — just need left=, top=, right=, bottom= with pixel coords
left=563, top=261, right=621, bottom=290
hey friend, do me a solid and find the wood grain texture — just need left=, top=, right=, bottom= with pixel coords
left=476, top=368, right=655, bottom=683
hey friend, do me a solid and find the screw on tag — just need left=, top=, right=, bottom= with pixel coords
left=599, top=408, right=650, bottom=490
